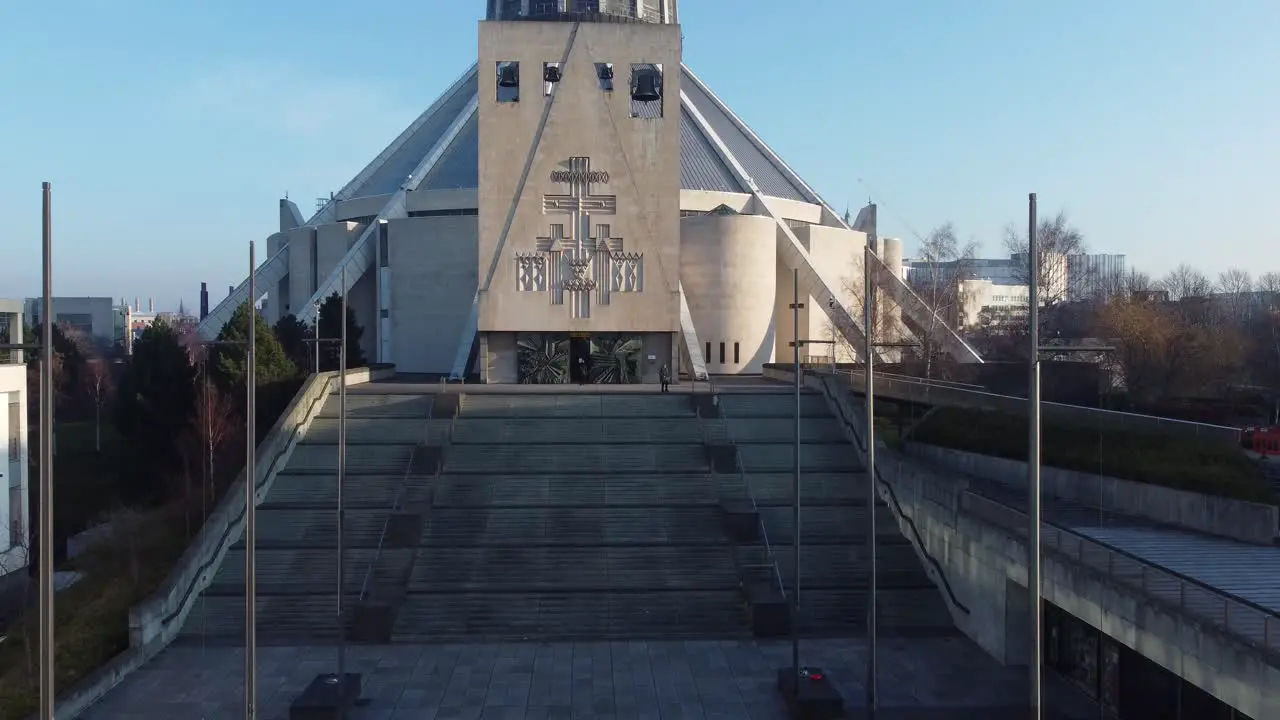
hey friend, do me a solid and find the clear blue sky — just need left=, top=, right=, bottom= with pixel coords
left=1, top=0, right=1276, bottom=311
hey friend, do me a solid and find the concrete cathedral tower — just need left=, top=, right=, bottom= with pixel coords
left=477, top=0, right=683, bottom=382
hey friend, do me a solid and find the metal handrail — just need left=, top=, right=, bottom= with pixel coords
left=358, top=441, right=421, bottom=602
left=709, top=377, right=788, bottom=598
left=963, top=492, right=1279, bottom=655
left=810, top=370, right=972, bottom=615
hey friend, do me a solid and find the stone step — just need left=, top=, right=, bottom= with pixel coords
left=443, top=444, right=707, bottom=474
left=391, top=590, right=748, bottom=642
left=318, top=394, right=433, bottom=418
left=735, top=472, right=865, bottom=505
left=459, top=393, right=695, bottom=418
left=229, top=508, right=403, bottom=547
left=423, top=507, right=726, bottom=545
left=450, top=417, right=703, bottom=444
left=786, top=588, right=957, bottom=636
left=753, top=505, right=903, bottom=543
left=210, top=548, right=409, bottom=592
left=736, top=443, right=860, bottom=472
left=264, top=473, right=430, bottom=508
left=179, top=594, right=361, bottom=642
left=407, top=546, right=740, bottom=592
left=725, top=417, right=846, bottom=443
left=302, top=418, right=429, bottom=445
left=285, top=444, right=417, bottom=474
left=433, top=473, right=718, bottom=507
left=716, top=393, right=830, bottom=419
left=735, top=544, right=931, bottom=588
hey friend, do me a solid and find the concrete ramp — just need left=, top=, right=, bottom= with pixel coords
left=196, top=245, right=290, bottom=339
left=866, top=251, right=984, bottom=363
left=303, top=92, right=480, bottom=319
left=678, top=283, right=709, bottom=380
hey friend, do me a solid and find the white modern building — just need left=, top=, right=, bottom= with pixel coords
left=199, top=1, right=981, bottom=382
left=0, top=300, right=30, bottom=577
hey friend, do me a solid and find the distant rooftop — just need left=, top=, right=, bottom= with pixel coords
left=487, top=0, right=677, bottom=23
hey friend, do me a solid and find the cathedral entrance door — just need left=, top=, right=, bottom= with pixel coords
left=568, top=334, right=592, bottom=383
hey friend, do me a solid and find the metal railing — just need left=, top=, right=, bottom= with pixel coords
left=808, top=370, right=972, bottom=615
left=357, top=442, right=421, bottom=603
left=809, top=364, right=1243, bottom=446
left=706, top=377, right=787, bottom=598
left=963, top=491, right=1280, bottom=656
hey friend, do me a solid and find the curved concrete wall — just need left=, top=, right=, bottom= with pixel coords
left=881, top=237, right=905, bottom=346
left=681, top=214, right=777, bottom=373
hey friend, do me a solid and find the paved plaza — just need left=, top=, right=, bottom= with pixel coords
left=83, top=637, right=1099, bottom=719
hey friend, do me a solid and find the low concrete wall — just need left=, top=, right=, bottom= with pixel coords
left=761, top=366, right=1243, bottom=448
left=51, top=365, right=394, bottom=720
left=905, top=442, right=1279, bottom=546
left=877, top=448, right=1280, bottom=719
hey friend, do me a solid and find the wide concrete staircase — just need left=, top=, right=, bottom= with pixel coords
left=708, top=388, right=957, bottom=638
left=181, top=390, right=437, bottom=644
left=390, top=392, right=748, bottom=642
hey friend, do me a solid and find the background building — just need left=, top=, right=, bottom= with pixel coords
left=24, top=296, right=114, bottom=349
left=0, top=300, right=30, bottom=579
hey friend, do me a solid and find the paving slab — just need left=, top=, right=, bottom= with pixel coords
left=80, top=637, right=1100, bottom=719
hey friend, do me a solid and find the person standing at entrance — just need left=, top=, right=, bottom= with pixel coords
left=577, top=356, right=587, bottom=385
left=659, top=363, right=670, bottom=392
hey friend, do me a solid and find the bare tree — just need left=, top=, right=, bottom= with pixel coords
left=179, top=376, right=241, bottom=536
left=84, top=358, right=114, bottom=452
left=1159, top=264, right=1212, bottom=300
left=1256, top=271, right=1280, bottom=309
left=1003, top=210, right=1086, bottom=309
left=1215, top=267, right=1254, bottom=323
left=905, top=223, right=978, bottom=378
left=1096, top=268, right=1155, bottom=299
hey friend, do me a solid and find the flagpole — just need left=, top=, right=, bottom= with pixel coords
left=863, top=204, right=878, bottom=714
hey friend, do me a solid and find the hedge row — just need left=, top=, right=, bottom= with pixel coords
left=911, top=406, right=1274, bottom=504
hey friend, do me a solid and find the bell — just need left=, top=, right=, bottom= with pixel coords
left=631, top=68, right=661, bottom=102
left=597, top=64, right=614, bottom=81
left=497, top=63, right=519, bottom=88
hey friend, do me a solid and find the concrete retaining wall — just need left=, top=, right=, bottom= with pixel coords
left=51, top=365, right=394, bottom=720
left=878, top=449, right=1280, bottom=719
left=905, top=442, right=1279, bottom=546
left=796, top=366, right=1278, bottom=719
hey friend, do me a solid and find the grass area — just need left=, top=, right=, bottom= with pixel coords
left=910, top=406, right=1274, bottom=504
left=0, top=501, right=193, bottom=718
left=42, top=420, right=128, bottom=543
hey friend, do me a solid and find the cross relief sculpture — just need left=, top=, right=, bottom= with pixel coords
left=514, top=156, right=644, bottom=319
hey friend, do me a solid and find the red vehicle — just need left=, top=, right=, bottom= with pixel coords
left=1241, top=427, right=1280, bottom=460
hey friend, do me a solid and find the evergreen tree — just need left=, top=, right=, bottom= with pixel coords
left=212, top=302, right=299, bottom=389
left=115, top=319, right=197, bottom=503
left=317, top=293, right=368, bottom=371
left=273, top=313, right=313, bottom=374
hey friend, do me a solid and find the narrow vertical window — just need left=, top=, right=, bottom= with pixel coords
left=733, top=342, right=739, bottom=364
left=705, top=341, right=711, bottom=364
left=718, top=342, right=725, bottom=364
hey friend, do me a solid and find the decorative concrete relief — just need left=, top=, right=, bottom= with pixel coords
left=513, top=156, right=645, bottom=319
left=515, top=253, right=547, bottom=292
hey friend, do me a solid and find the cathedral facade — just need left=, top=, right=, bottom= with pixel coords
left=200, top=2, right=979, bottom=384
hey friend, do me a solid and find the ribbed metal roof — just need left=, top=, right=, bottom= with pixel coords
left=340, top=63, right=812, bottom=203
